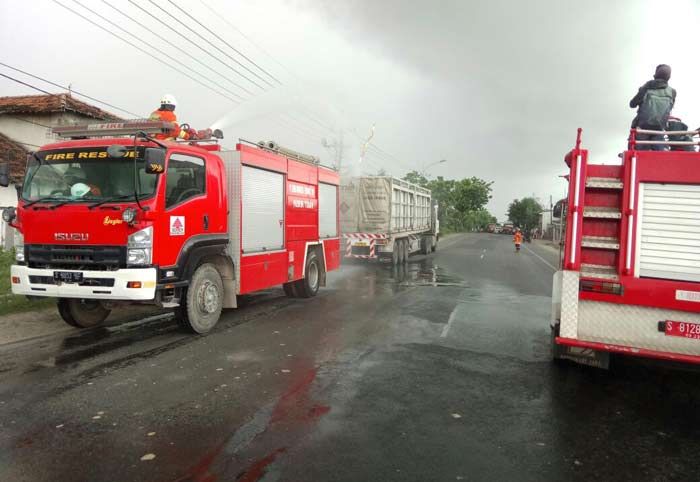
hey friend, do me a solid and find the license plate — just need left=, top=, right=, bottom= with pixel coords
left=664, top=320, right=700, bottom=340
left=355, top=242, right=368, bottom=247
left=53, top=271, right=83, bottom=284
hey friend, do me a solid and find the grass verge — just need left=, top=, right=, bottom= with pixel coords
left=0, top=249, right=53, bottom=316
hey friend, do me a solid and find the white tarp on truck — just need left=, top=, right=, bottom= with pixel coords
left=340, top=176, right=431, bottom=234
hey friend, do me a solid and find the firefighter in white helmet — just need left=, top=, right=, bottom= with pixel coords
left=149, top=94, right=185, bottom=140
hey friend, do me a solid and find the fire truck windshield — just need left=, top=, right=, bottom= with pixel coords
left=22, top=148, right=157, bottom=204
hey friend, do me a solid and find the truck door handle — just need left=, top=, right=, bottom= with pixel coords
left=203, top=215, right=209, bottom=231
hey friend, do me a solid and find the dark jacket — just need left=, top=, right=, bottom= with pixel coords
left=630, top=79, right=676, bottom=128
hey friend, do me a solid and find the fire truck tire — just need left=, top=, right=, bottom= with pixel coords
left=400, top=240, right=408, bottom=263
left=421, top=236, right=430, bottom=255
left=283, top=282, right=298, bottom=298
left=176, top=263, right=224, bottom=334
left=296, top=251, right=321, bottom=298
left=57, top=298, right=110, bottom=328
left=551, top=325, right=565, bottom=363
left=391, top=242, right=400, bottom=265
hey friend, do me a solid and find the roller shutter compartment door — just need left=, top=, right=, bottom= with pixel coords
left=319, top=183, right=338, bottom=238
left=241, top=166, right=284, bottom=253
left=637, top=183, right=700, bottom=282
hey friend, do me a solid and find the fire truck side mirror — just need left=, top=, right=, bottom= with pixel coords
left=143, top=148, right=166, bottom=175
left=0, top=163, right=10, bottom=188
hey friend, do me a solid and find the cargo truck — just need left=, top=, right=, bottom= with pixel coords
left=341, top=176, right=438, bottom=264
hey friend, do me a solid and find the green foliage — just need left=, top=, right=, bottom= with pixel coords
left=402, top=171, right=495, bottom=232
left=402, top=170, right=429, bottom=187
left=0, top=249, right=52, bottom=315
left=507, top=197, right=544, bottom=231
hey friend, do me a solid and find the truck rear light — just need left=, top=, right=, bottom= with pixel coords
left=375, top=239, right=388, bottom=245
left=11, top=276, right=20, bottom=284
left=127, top=281, right=142, bottom=289
left=580, top=279, right=623, bottom=295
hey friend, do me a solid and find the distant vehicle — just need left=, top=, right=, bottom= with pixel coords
left=501, top=224, right=514, bottom=235
left=487, top=223, right=498, bottom=233
left=552, top=127, right=700, bottom=368
left=341, top=177, right=439, bottom=265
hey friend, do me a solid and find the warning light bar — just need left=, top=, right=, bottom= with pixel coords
left=52, top=120, right=173, bottom=139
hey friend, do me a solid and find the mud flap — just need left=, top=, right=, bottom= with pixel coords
left=559, top=344, right=610, bottom=369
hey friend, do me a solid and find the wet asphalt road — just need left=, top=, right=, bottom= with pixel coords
left=2, top=233, right=700, bottom=482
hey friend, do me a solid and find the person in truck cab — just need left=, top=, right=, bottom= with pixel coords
left=149, top=94, right=182, bottom=140
left=64, top=167, right=102, bottom=197
left=629, top=64, right=676, bottom=151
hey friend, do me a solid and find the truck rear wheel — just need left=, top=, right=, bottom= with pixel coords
left=57, top=298, right=110, bottom=328
left=421, top=236, right=431, bottom=255
left=176, top=263, right=224, bottom=334
left=295, top=251, right=321, bottom=298
left=391, top=242, right=400, bottom=265
left=400, top=240, right=408, bottom=263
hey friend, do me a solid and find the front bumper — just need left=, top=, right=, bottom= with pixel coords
left=10, top=265, right=157, bottom=301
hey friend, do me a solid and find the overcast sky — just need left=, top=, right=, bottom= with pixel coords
left=2, top=0, right=700, bottom=219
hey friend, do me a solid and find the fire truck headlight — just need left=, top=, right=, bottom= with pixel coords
left=2, top=207, right=16, bottom=223
left=127, top=226, right=153, bottom=265
left=122, top=207, right=137, bottom=225
left=14, top=231, right=24, bottom=262
left=127, top=249, right=151, bottom=265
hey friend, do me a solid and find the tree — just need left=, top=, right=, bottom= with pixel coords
left=402, top=170, right=429, bottom=187
left=507, top=197, right=543, bottom=231
left=403, top=172, right=495, bottom=232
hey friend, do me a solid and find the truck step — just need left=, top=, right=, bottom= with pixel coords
left=586, top=177, right=624, bottom=189
left=580, top=264, right=620, bottom=281
left=581, top=236, right=620, bottom=250
left=583, top=206, right=622, bottom=219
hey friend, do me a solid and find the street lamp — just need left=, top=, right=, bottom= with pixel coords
left=420, top=159, right=447, bottom=177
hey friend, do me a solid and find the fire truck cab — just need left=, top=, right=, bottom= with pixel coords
left=2, top=121, right=340, bottom=333
left=552, top=127, right=700, bottom=368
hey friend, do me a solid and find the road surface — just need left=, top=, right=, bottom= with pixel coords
left=1, top=233, right=700, bottom=481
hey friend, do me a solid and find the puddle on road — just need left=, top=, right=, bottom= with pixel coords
left=384, top=258, right=468, bottom=288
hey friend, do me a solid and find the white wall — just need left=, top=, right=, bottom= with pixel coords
left=0, top=112, right=88, bottom=150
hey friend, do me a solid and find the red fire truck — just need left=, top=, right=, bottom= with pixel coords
left=1, top=121, right=340, bottom=333
left=551, top=127, right=700, bottom=368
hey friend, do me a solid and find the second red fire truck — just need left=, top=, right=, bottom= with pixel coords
left=2, top=121, right=340, bottom=333
left=552, top=127, right=700, bottom=368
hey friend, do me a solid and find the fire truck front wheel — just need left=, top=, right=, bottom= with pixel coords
left=295, top=251, right=321, bottom=298
left=176, top=263, right=224, bottom=334
left=57, top=298, right=111, bottom=328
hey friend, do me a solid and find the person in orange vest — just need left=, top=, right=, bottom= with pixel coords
left=513, top=228, right=523, bottom=252
left=149, top=94, right=183, bottom=140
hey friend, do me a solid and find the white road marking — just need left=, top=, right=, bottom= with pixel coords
left=441, top=305, right=460, bottom=338
left=523, top=244, right=558, bottom=271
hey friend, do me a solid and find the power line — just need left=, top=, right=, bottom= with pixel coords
left=0, top=72, right=53, bottom=95
left=126, top=0, right=256, bottom=96
left=52, top=0, right=241, bottom=105
left=198, top=0, right=295, bottom=80
left=69, top=0, right=245, bottom=103
left=166, top=0, right=281, bottom=86
left=0, top=63, right=142, bottom=117
left=143, top=0, right=270, bottom=91
left=100, top=0, right=250, bottom=100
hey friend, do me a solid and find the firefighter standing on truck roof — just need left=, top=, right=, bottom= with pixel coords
left=149, top=94, right=184, bottom=140
left=629, top=64, right=676, bottom=151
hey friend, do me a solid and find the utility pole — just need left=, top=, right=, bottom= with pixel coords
left=322, top=130, right=346, bottom=172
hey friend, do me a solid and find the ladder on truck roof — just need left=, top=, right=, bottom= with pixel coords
left=564, top=127, right=700, bottom=284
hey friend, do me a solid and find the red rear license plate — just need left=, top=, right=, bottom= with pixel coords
left=665, top=320, right=700, bottom=340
